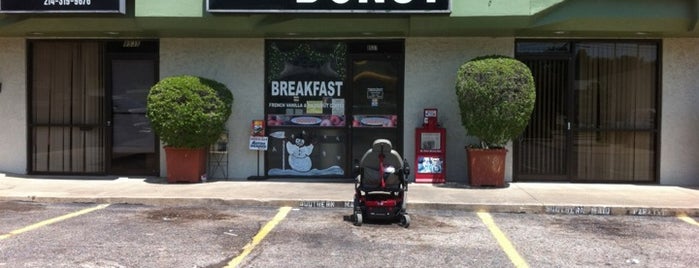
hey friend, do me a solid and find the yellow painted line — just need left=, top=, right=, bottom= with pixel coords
left=0, top=203, right=110, bottom=240
left=226, top=206, right=292, bottom=268
left=677, top=213, right=699, bottom=227
left=477, top=211, right=530, bottom=268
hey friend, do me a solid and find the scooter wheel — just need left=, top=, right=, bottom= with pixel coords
left=399, top=214, right=410, bottom=228
left=354, top=212, right=363, bottom=226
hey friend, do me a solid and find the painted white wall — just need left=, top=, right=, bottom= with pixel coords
left=160, top=38, right=265, bottom=180
left=0, top=38, right=27, bottom=175
left=661, top=38, right=699, bottom=186
left=159, top=37, right=515, bottom=182
left=405, top=37, right=515, bottom=184
left=158, top=37, right=699, bottom=186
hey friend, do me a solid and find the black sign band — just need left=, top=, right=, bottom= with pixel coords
left=0, top=0, right=125, bottom=14
left=207, top=0, right=451, bottom=13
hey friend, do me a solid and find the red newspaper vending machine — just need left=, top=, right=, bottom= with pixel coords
left=415, top=108, right=446, bottom=183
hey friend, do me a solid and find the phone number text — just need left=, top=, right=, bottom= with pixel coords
left=44, top=0, right=92, bottom=6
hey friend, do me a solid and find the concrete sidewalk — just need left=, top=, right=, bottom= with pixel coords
left=0, top=173, right=697, bottom=217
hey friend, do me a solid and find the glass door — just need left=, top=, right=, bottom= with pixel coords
left=349, top=54, right=403, bottom=165
left=107, top=41, right=159, bottom=175
left=515, top=57, right=572, bottom=181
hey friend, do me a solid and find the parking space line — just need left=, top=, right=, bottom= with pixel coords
left=477, top=211, right=530, bottom=268
left=677, top=213, right=699, bottom=227
left=226, top=206, right=292, bottom=268
left=0, top=203, right=110, bottom=240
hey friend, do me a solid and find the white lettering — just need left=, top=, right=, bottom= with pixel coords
left=304, top=82, right=313, bottom=96
left=335, top=81, right=343, bottom=96
left=313, top=81, right=321, bottom=96
left=271, top=81, right=279, bottom=96
left=288, top=81, right=296, bottom=96
left=280, top=81, right=288, bottom=96
left=270, top=81, right=344, bottom=97
left=44, top=0, right=93, bottom=6
left=297, top=0, right=317, bottom=3
left=296, top=83, right=304, bottom=96
left=333, top=0, right=351, bottom=3
left=320, top=81, right=328, bottom=96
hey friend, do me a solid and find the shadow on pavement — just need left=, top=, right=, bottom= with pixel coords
left=430, top=182, right=511, bottom=190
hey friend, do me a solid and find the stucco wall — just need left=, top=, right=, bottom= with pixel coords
left=0, top=38, right=26, bottom=174
left=661, top=38, right=699, bottom=186
left=405, top=38, right=514, bottom=184
left=161, top=37, right=699, bottom=186
left=1, top=37, right=693, bottom=185
left=159, top=37, right=515, bottom=182
left=160, top=38, right=265, bottom=179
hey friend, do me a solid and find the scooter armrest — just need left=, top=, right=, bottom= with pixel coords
left=402, top=159, right=411, bottom=176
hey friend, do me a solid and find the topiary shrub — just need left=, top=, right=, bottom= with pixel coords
left=455, top=55, right=535, bottom=148
left=147, top=75, right=234, bottom=149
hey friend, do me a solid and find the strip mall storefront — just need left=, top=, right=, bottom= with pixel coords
left=0, top=0, right=697, bottom=186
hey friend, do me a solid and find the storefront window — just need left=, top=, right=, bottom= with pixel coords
left=574, top=42, right=658, bottom=181
left=265, top=41, right=348, bottom=176
left=515, top=40, right=659, bottom=182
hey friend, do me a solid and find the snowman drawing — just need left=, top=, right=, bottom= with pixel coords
left=286, top=135, right=314, bottom=172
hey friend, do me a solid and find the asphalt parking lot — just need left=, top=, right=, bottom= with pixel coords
left=1, top=201, right=697, bottom=268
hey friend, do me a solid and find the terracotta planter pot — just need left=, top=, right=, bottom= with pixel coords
left=164, top=147, right=207, bottom=183
left=467, top=147, right=507, bottom=188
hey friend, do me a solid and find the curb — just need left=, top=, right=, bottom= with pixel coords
left=2, top=196, right=698, bottom=217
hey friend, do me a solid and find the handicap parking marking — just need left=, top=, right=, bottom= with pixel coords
left=477, top=211, right=530, bottom=268
left=226, top=206, right=292, bottom=268
left=0, top=203, right=110, bottom=240
left=677, top=213, right=699, bottom=227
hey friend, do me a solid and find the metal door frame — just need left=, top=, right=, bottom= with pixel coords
left=514, top=54, right=575, bottom=182
left=104, top=40, right=160, bottom=176
left=346, top=41, right=405, bottom=177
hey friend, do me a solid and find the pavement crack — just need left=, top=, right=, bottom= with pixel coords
left=516, top=185, right=543, bottom=205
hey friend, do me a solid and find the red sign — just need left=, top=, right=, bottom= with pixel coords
left=251, top=120, right=265, bottom=136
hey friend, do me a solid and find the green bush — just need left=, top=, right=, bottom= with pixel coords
left=455, top=55, right=535, bottom=148
left=147, top=75, right=233, bottom=149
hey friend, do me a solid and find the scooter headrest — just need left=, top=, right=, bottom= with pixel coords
left=372, top=139, right=393, bottom=153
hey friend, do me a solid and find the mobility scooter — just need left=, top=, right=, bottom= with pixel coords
left=352, top=139, right=411, bottom=227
